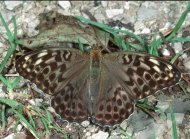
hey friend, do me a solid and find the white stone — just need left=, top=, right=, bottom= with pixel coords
left=184, top=59, right=190, bottom=70
left=101, top=1, right=108, bottom=7
left=85, top=132, right=91, bottom=137
left=86, top=136, right=93, bottom=139
left=16, top=124, right=23, bottom=132
left=23, top=2, right=34, bottom=12
left=81, top=120, right=90, bottom=127
left=4, top=1, right=23, bottom=10
left=92, top=131, right=109, bottom=139
left=156, top=101, right=170, bottom=112
left=2, top=133, right=14, bottom=139
left=141, top=28, right=151, bottom=34
left=124, top=2, right=130, bottom=9
left=106, top=9, right=124, bottom=18
left=28, top=99, right=43, bottom=106
left=173, top=42, right=182, bottom=53
left=58, top=1, right=71, bottom=9
left=161, top=49, right=171, bottom=56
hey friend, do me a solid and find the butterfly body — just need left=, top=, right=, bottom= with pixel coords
left=16, top=47, right=181, bottom=126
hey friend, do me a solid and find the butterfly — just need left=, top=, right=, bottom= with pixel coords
left=15, top=46, right=181, bottom=127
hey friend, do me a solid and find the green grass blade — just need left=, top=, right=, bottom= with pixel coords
left=170, top=37, right=190, bottom=43
left=13, top=109, right=40, bottom=139
left=11, top=76, right=22, bottom=89
left=26, top=110, right=36, bottom=128
left=0, top=14, right=17, bottom=73
left=75, top=16, right=145, bottom=46
left=120, top=129, right=133, bottom=139
left=78, top=38, right=84, bottom=52
left=40, top=117, right=50, bottom=135
left=0, top=97, right=19, bottom=108
left=13, top=118, right=20, bottom=133
left=1, top=104, right=6, bottom=130
left=169, top=106, right=178, bottom=139
left=0, top=13, right=13, bottom=41
left=179, top=81, right=188, bottom=96
left=0, top=75, right=12, bottom=89
left=166, top=2, right=190, bottom=41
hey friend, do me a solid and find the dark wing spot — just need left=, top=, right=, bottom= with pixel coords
left=145, top=73, right=151, bottom=80
left=43, top=67, right=49, bottom=75
left=105, top=114, right=112, bottom=120
left=99, top=105, right=104, bottom=111
left=49, top=73, right=56, bottom=80
left=106, top=105, right=112, bottom=112
left=137, top=78, right=144, bottom=86
left=117, top=99, right=122, bottom=106
left=119, top=108, right=125, bottom=115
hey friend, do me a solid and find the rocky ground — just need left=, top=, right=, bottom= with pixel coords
left=0, top=1, right=190, bottom=139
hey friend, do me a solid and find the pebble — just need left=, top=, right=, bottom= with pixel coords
left=137, top=6, right=157, bottom=21
left=28, top=98, right=43, bottom=106
left=0, top=9, right=14, bottom=23
left=16, top=124, right=23, bottom=132
left=156, top=101, right=170, bottom=112
left=58, top=1, right=71, bottom=9
left=106, top=9, right=124, bottom=18
left=101, top=1, right=108, bottom=8
left=173, top=42, right=183, bottom=53
left=92, top=131, right=109, bottom=139
left=4, top=1, right=23, bottom=10
left=2, top=133, right=26, bottom=139
left=161, top=48, right=171, bottom=56
left=141, top=28, right=151, bottom=34
left=81, top=120, right=90, bottom=127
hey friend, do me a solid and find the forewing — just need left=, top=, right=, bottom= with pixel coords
left=103, top=52, right=181, bottom=100
left=16, top=47, right=90, bottom=122
left=16, top=47, right=87, bottom=95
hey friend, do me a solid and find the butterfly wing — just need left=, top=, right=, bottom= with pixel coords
left=91, top=68, right=135, bottom=126
left=91, top=52, right=181, bottom=126
left=103, top=52, right=181, bottom=100
left=16, top=47, right=90, bottom=122
left=16, top=47, right=88, bottom=95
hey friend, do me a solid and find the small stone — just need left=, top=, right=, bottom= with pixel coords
left=85, top=132, right=92, bottom=137
left=156, top=101, right=170, bottom=112
left=141, top=28, right=151, bottom=34
left=173, top=42, right=182, bottom=53
left=0, top=10, right=14, bottom=23
left=2, top=133, right=15, bottom=139
left=107, top=136, right=121, bottom=139
left=2, top=133, right=26, bottom=139
left=106, top=9, right=124, bottom=18
left=124, top=2, right=130, bottom=9
left=4, top=1, right=23, bottom=10
left=86, top=136, right=93, bottom=139
left=120, top=120, right=128, bottom=129
left=28, top=98, right=43, bottom=106
left=92, top=131, right=109, bottom=139
left=81, top=120, right=90, bottom=127
left=101, top=1, right=108, bottom=7
left=161, top=49, right=171, bottom=56
left=23, top=2, right=34, bottom=12
left=58, top=1, right=71, bottom=9
left=16, top=124, right=23, bottom=132
left=137, top=6, right=157, bottom=21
